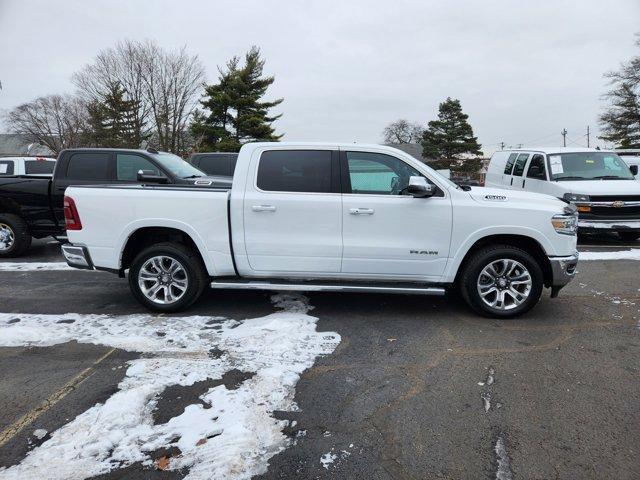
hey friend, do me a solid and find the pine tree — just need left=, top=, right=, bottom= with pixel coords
left=190, top=47, right=283, bottom=152
left=599, top=36, right=640, bottom=148
left=87, top=82, right=144, bottom=148
left=421, top=97, right=482, bottom=173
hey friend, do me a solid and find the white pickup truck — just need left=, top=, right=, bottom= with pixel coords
left=62, top=143, right=579, bottom=318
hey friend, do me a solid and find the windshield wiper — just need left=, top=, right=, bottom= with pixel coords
left=182, top=174, right=204, bottom=179
left=555, top=176, right=587, bottom=181
left=591, top=175, right=630, bottom=180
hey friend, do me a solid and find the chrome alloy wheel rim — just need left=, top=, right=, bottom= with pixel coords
left=0, top=223, right=15, bottom=251
left=476, top=258, right=532, bottom=311
left=138, top=256, right=188, bottom=305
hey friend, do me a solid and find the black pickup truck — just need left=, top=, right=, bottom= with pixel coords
left=0, top=148, right=232, bottom=257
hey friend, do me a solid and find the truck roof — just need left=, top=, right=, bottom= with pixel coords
left=498, top=147, right=615, bottom=155
left=240, top=142, right=415, bottom=155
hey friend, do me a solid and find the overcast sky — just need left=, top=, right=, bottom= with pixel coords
left=0, top=0, right=638, bottom=154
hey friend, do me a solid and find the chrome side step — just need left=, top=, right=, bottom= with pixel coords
left=209, top=280, right=446, bottom=296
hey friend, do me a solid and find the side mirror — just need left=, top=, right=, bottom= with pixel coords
left=137, top=169, right=168, bottom=184
left=630, top=165, right=638, bottom=176
left=407, top=176, right=435, bottom=198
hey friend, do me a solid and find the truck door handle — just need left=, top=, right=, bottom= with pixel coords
left=349, top=208, right=374, bottom=215
left=252, top=205, right=276, bottom=212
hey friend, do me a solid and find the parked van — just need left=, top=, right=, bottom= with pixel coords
left=486, top=148, right=640, bottom=241
left=616, top=149, right=640, bottom=180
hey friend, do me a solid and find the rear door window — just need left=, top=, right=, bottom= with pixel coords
left=66, top=153, right=111, bottom=180
left=257, top=150, right=332, bottom=193
left=0, top=161, right=14, bottom=175
left=512, top=154, right=530, bottom=177
left=116, top=154, right=160, bottom=181
left=24, top=160, right=55, bottom=174
left=503, top=153, right=518, bottom=174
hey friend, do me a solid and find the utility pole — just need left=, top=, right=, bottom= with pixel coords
left=499, top=141, right=505, bottom=150
left=586, top=126, right=590, bottom=148
left=561, top=129, right=567, bottom=147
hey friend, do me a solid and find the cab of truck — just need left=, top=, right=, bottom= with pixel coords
left=486, top=148, right=640, bottom=241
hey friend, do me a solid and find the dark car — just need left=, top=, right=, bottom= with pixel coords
left=189, top=152, right=238, bottom=177
left=0, top=148, right=232, bottom=257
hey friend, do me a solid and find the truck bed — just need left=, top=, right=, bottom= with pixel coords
left=66, top=183, right=233, bottom=275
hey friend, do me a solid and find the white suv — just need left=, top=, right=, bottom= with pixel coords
left=486, top=148, right=640, bottom=241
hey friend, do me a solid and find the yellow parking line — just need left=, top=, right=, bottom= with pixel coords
left=0, top=347, right=117, bottom=447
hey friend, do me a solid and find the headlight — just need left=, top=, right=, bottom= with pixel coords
left=563, top=193, right=590, bottom=203
left=563, top=193, right=591, bottom=212
left=551, top=214, right=578, bottom=235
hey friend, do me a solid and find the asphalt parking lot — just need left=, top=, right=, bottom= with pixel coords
left=0, top=237, right=639, bottom=479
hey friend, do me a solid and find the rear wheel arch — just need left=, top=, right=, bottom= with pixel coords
left=120, top=227, right=209, bottom=275
left=454, top=234, right=552, bottom=288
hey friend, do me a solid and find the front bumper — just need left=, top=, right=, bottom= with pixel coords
left=578, top=219, right=640, bottom=233
left=61, top=244, right=94, bottom=270
left=548, top=252, right=579, bottom=297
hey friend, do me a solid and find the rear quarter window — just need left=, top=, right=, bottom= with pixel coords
left=257, top=150, right=332, bottom=193
left=24, top=160, right=55, bottom=174
left=503, top=153, right=518, bottom=174
left=0, top=161, right=14, bottom=175
left=198, top=156, right=232, bottom=176
left=66, top=153, right=110, bottom=180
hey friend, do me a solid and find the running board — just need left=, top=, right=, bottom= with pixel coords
left=209, top=279, right=446, bottom=296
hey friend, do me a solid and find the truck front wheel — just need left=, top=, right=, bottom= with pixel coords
left=459, top=245, right=544, bottom=318
left=0, top=214, right=31, bottom=258
left=128, top=242, right=207, bottom=312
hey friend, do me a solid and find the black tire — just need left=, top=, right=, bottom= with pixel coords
left=618, top=231, right=640, bottom=242
left=459, top=244, right=544, bottom=318
left=0, top=214, right=31, bottom=258
left=128, top=242, right=208, bottom=312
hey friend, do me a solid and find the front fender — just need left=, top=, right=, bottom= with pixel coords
left=443, top=225, right=559, bottom=282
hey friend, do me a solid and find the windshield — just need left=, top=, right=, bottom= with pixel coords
left=549, top=152, right=634, bottom=181
left=153, top=153, right=206, bottom=178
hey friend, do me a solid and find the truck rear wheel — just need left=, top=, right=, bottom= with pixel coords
left=128, top=242, right=207, bottom=312
left=459, top=245, right=544, bottom=318
left=0, top=214, right=31, bottom=258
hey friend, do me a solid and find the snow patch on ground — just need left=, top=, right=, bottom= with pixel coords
left=494, top=435, right=513, bottom=480
left=580, top=249, right=640, bottom=261
left=0, top=293, right=340, bottom=480
left=320, top=451, right=337, bottom=470
left=0, top=262, right=75, bottom=271
left=32, top=429, right=47, bottom=440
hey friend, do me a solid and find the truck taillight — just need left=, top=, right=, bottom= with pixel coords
left=63, top=196, right=82, bottom=231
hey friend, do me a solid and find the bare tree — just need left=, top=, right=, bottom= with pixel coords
left=73, top=39, right=205, bottom=154
left=382, top=119, right=424, bottom=144
left=73, top=39, right=150, bottom=146
left=139, top=42, right=206, bottom=154
left=4, top=94, right=89, bottom=154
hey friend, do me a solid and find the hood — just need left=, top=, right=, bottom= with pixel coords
left=551, top=179, right=640, bottom=195
left=466, top=186, right=566, bottom=211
